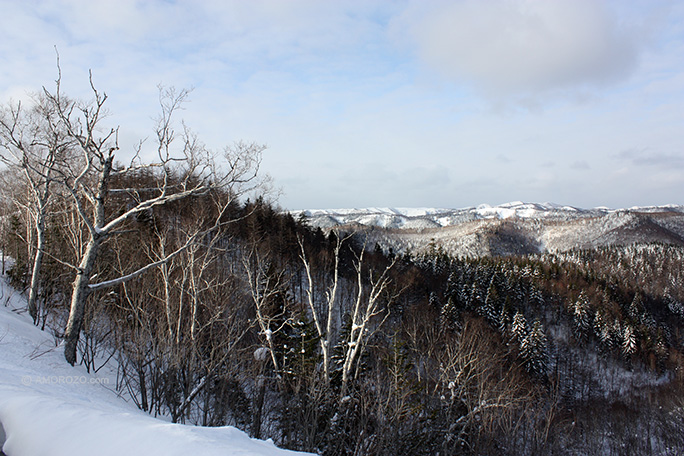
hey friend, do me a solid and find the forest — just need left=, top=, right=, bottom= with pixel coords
left=2, top=78, right=684, bottom=455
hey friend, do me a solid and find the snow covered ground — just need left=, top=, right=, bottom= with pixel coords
left=0, top=277, right=312, bottom=456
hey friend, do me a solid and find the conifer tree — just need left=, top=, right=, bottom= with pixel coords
left=511, top=311, right=528, bottom=344
left=521, top=319, right=548, bottom=378
left=622, top=324, right=637, bottom=356
left=478, top=277, right=500, bottom=325
left=572, top=292, right=591, bottom=339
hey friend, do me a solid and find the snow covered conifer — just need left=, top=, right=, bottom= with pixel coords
left=622, top=324, right=637, bottom=356
left=594, top=309, right=614, bottom=350
left=572, top=292, right=591, bottom=339
left=478, top=278, right=500, bottom=325
left=440, top=296, right=461, bottom=330
left=521, top=319, right=548, bottom=378
left=511, top=311, right=528, bottom=344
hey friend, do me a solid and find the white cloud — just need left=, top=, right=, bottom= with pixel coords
left=400, top=0, right=643, bottom=97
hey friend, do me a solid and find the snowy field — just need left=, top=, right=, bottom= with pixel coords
left=0, top=276, right=312, bottom=456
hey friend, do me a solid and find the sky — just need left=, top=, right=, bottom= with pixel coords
left=1, top=0, right=683, bottom=210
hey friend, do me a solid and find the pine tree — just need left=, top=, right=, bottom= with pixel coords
left=572, top=292, right=591, bottom=339
left=628, top=292, right=645, bottom=323
left=594, top=309, right=614, bottom=350
left=469, top=282, right=483, bottom=310
left=521, top=319, right=548, bottom=378
left=530, top=286, right=545, bottom=306
left=457, top=283, right=470, bottom=309
left=511, top=311, right=528, bottom=345
left=283, top=311, right=321, bottom=380
left=478, top=277, right=500, bottom=325
left=440, top=296, right=461, bottom=330
left=498, top=296, right=513, bottom=334
left=622, top=324, right=637, bottom=356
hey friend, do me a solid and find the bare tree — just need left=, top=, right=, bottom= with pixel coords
left=299, top=233, right=399, bottom=394
left=0, top=93, right=74, bottom=322
left=298, top=231, right=347, bottom=384
left=35, top=69, right=264, bottom=365
left=243, top=243, right=290, bottom=375
left=436, top=317, right=534, bottom=450
left=340, top=242, right=398, bottom=397
left=242, top=241, right=292, bottom=439
left=107, top=184, right=253, bottom=424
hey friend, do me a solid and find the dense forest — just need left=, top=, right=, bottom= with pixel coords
left=2, top=80, right=684, bottom=455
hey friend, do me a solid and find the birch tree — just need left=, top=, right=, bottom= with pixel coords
left=0, top=93, right=74, bottom=322
left=299, top=233, right=399, bottom=393
left=340, top=242, right=398, bottom=397
left=298, top=231, right=347, bottom=384
left=242, top=242, right=291, bottom=438
left=39, top=70, right=263, bottom=365
left=243, top=243, right=290, bottom=375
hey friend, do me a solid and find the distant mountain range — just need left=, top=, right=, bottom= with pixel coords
left=292, top=202, right=684, bottom=257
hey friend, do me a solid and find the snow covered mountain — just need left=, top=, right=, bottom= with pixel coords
left=293, top=202, right=684, bottom=257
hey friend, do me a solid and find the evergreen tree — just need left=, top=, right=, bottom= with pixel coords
left=498, top=295, right=513, bottom=334
left=469, top=282, right=483, bottom=310
left=511, top=311, right=528, bottom=345
left=622, top=324, right=637, bottom=356
left=521, top=319, right=548, bottom=378
left=440, top=296, right=461, bottom=330
left=593, top=309, right=614, bottom=350
left=478, top=277, right=500, bottom=325
left=282, top=311, right=321, bottom=380
left=572, top=292, right=591, bottom=339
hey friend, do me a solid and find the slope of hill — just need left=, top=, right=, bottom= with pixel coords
left=0, top=277, right=311, bottom=456
left=294, top=202, right=684, bottom=257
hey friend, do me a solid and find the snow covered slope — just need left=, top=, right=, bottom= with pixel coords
left=294, top=202, right=684, bottom=229
left=293, top=202, right=684, bottom=257
left=0, top=279, right=311, bottom=456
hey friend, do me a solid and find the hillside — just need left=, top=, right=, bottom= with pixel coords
left=294, top=202, right=684, bottom=257
left=0, top=276, right=312, bottom=456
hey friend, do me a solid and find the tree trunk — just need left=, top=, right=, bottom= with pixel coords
left=139, top=368, right=148, bottom=412
left=64, top=153, right=112, bottom=366
left=63, top=235, right=101, bottom=365
left=27, top=214, right=45, bottom=323
left=252, top=375, right=266, bottom=440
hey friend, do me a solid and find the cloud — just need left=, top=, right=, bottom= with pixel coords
left=616, top=148, right=684, bottom=168
left=399, top=0, right=643, bottom=97
left=570, top=160, right=591, bottom=170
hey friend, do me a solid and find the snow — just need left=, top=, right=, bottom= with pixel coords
left=292, top=201, right=603, bottom=229
left=0, top=278, right=312, bottom=456
left=253, top=347, right=270, bottom=362
left=297, top=202, right=684, bottom=259
left=292, top=202, right=684, bottom=237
